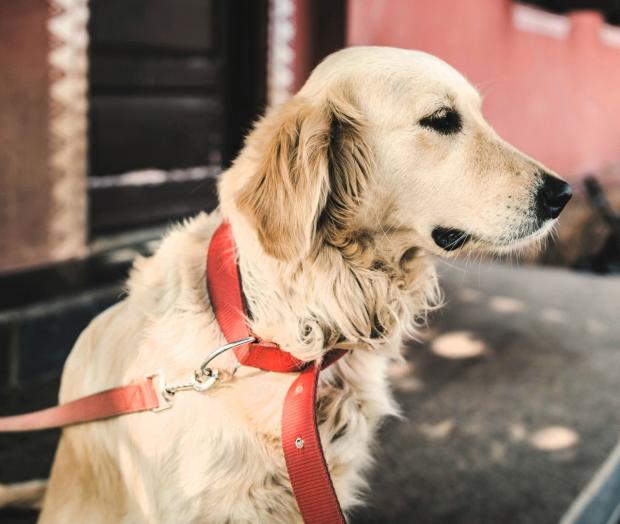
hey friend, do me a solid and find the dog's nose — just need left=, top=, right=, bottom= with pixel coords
left=536, top=173, right=572, bottom=220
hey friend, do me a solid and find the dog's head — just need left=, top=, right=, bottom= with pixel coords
left=227, top=47, right=571, bottom=266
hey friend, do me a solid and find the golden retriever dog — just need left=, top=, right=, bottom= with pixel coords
left=13, top=47, right=572, bottom=523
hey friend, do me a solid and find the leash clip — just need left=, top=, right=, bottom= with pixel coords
left=146, top=372, right=174, bottom=412
left=191, top=368, right=219, bottom=392
left=148, top=337, right=255, bottom=412
left=161, top=368, right=220, bottom=402
left=198, top=336, right=256, bottom=376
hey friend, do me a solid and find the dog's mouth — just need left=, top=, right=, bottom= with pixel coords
left=431, top=227, right=471, bottom=251
left=432, top=220, right=556, bottom=254
left=489, top=220, right=556, bottom=253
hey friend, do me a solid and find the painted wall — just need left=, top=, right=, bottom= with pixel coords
left=0, top=0, right=88, bottom=273
left=347, top=0, right=620, bottom=183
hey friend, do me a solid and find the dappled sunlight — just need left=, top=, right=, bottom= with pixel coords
left=508, top=423, right=528, bottom=442
left=388, top=360, right=425, bottom=392
left=586, top=318, right=607, bottom=335
left=458, top=287, right=485, bottom=304
left=431, top=331, right=488, bottom=359
left=540, top=308, right=568, bottom=323
left=529, top=426, right=579, bottom=451
left=393, top=376, right=425, bottom=393
left=418, top=419, right=455, bottom=440
left=413, top=418, right=581, bottom=464
left=388, top=360, right=414, bottom=378
left=488, top=296, right=526, bottom=314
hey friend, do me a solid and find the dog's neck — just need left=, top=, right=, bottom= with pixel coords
left=222, top=210, right=440, bottom=363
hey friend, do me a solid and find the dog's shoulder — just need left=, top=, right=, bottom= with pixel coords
left=60, top=211, right=222, bottom=401
left=125, top=211, right=221, bottom=316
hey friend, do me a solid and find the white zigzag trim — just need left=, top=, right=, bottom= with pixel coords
left=48, top=0, right=89, bottom=261
left=268, top=0, right=296, bottom=107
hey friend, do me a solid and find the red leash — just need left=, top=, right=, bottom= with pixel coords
left=0, top=221, right=347, bottom=523
left=0, top=380, right=160, bottom=432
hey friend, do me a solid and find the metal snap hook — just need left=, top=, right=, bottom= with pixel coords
left=198, top=336, right=255, bottom=376
left=147, top=337, right=254, bottom=413
left=192, top=368, right=219, bottom=392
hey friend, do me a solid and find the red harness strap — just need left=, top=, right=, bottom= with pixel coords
left=282, top=364, right=347, bottom=523
left=206, top=223, right=306, bottom=372
left=0, top=380, right=160, bottom=432
left=208, top=222, right=346, bottom=524
left=0, top=221, right=347, bottom=523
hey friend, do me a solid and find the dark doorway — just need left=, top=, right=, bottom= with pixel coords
left=87, top=0, right=268, bottom=234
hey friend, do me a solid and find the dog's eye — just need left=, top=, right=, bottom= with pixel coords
left=419, top=107, right=462, bottom=135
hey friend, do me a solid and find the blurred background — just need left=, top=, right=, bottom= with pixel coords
left=1, top=1, right=619, bottom=523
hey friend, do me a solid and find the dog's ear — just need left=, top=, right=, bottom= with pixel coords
left=237, top=88, right=373, bottom=260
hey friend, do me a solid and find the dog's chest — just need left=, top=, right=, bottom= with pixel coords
left=139, top=352, right=393, bottom=523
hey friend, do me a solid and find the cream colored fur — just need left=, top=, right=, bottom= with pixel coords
left=19, top=47, right=564, bottom=523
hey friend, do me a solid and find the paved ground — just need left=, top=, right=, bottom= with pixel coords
left=1, top=262, right=619, bottom=524
left=354, top=262, right=620, bottom=524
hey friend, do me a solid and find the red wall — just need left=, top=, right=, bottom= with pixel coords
left=347, top=0, right=620, bottom=182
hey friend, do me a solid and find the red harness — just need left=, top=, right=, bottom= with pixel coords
left=0, top=221, right=346, bottom=524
